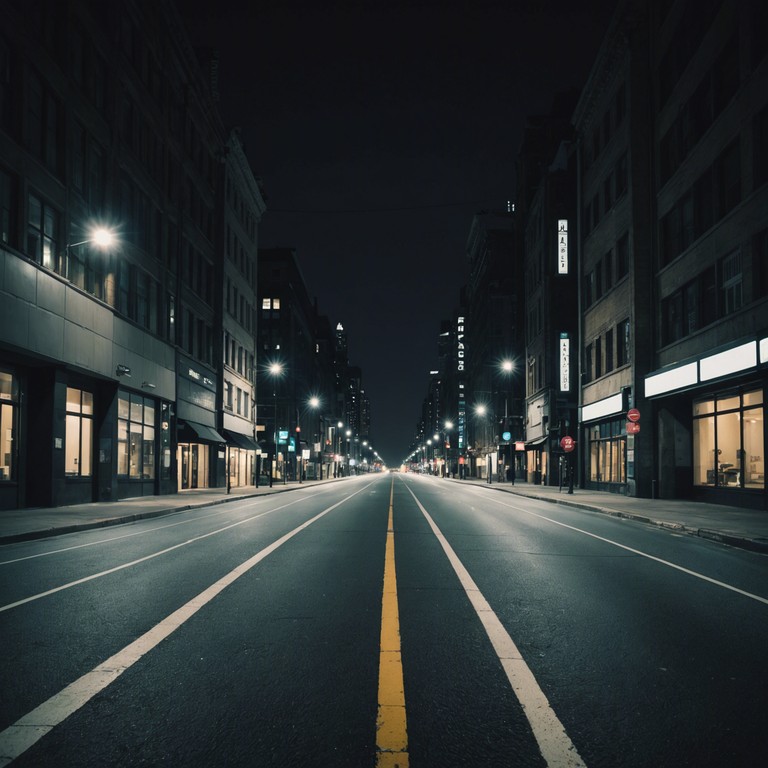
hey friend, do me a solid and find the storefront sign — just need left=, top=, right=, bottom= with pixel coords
left=559, top=333, right=570, bottom=392
left=557, top=219, right=568, bottom=274
left=457, top=316, right=465, bottom=372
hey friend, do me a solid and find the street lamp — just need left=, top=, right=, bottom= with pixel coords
left=67, top=226, right=116, bottom=252
left=307, top=395, right=321, bottom=480
left=64, top=225, right=117, bottom=284
left=345, top=429, right=352, bottom=476
left=267, top=361, right=284, bottom=486
left=474, top=403, right=492, bottom=484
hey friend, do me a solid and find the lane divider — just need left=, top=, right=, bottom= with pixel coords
left=375, top=478, right=409, bottom=767
left=403, top=479, right=586, bottom=768
left=0, top=483, right=373, bottom=767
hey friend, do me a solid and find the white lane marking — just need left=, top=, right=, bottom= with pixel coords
left=403, top=482, right=586, bottom=768
left=0, top=501, right=267, bottom=566
left=462, top=487, right=768, bottom=606
left=0, top=484, right=340, bottom=565
left=0, top=482, right=371, bottom=767
left=0, top=490, right=335, bottom=614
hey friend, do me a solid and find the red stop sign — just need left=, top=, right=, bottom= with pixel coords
left=560, top=436, right=575, bottom=452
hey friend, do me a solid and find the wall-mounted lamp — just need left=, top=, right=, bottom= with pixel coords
left=141, top=381, right=156, bottom=389
left=116, top=365, right=132, bottom=377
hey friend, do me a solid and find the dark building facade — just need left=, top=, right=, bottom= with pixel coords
left=643, top=0, right=768, bottom=509
left=0, top=0, right=264, bottom=509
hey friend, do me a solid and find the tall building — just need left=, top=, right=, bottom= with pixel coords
left=643, top=0, right=768, bottom=508
left=517, top=94, right=580, bottom=487
left=569, top=0, right=768, bottom=510
left=463, top=211, right=525, bottom=481
left=0, top=0, right=265, bottom=509
left=572, top=0, right=654, bottom=497
left=217, top=129, right=266, bottom=488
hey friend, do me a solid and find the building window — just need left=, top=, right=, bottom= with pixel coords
left=27, top=193, right=59, bottom=271
left=65, top=387, right=93, bottom=477
left=617, top=319, right=630, bottom=366
left=616, top=233, right=629, bottom=280
left=755, top=228, right=768, bottom=298
left=615, top=153, right=628, bottom=198
left=605, top=328, right=614, bottom=374
left=756, top=103, right=768, bottom=188
left=719, top=249, right=742, bottom=316
left=27, top=70, right=61, bottom=175
left=0, top=167, right=16, bottom=245
left=588, top=419, right=626, bottom=485
left=0, top=370, right=18, bottom=482
left=117, top=391, right=155, bottom=479
left=693, top=389, right=764, bottom=489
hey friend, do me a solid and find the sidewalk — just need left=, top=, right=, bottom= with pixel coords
left=449, top=476, right=768, bottom=553
left=0, top=478, right=339, bottom=545
left=1, top=474, right=767, bottom=553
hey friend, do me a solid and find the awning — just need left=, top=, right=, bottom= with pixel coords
left=223, top=429, right=258, bottom=451
left=178, top=420, right=226, bottom=444
left=525, top=436, right=549, bottom=448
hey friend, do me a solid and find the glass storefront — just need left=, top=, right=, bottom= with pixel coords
left=587, top=419, right=626, bottom=485
left=117, top=390, right=156, bottom=480
left=0, top=371, right=17, bottom=482
left=178, top=443, right=209, bottom=489
left=693, top=388, right=764, bottom=489
left=65, top=387, right=93, bottom=477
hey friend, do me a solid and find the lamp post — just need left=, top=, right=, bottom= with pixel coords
left=500, top=359, right=514, bottom=483
left=444, top=420, right=454, bottom=478
left=268, top=361, right=284, bottom=487
left=307, top=396, right=321, bottom=480
left=474, top=403, right=492, bottom=483
left=345, top=429, right=352, bottom=476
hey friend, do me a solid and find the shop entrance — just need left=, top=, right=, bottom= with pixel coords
left=178, top=443, right=209, bottom=489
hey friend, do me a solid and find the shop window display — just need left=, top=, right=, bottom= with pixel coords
left=693, top=389, right=764, bottom=488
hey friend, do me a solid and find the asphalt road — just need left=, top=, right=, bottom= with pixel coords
left=1, top=473, right=766, bottom=767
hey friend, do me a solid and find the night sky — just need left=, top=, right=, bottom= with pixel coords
left=178, top=0, right=616, bottom=466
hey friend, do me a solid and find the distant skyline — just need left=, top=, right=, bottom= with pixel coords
left=178, top=0, right=617, bottom=465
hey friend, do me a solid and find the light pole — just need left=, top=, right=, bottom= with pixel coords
left=474, top=403, right=492, bottom=483
left=268, top=361, right=284, bottom=487
left=345, top=429, right=352, bottom=476
left=307, top=396, right=321, bottom=480
left=444, top=420, right=454, bottom=477
left=500, top=359, right=514, bottom=483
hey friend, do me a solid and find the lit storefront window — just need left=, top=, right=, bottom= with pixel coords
left=0, top=371, right=18, bottom=482
left=66, top=387, right=93, bottom=476
left=693, top=389, right=764, bottom=488
left=587, top=419, right=626, bottom=484
left=118, top=391, right=156, bottom=480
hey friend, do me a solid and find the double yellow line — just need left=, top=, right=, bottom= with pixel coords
left=376, top=479, right=409, bottom=767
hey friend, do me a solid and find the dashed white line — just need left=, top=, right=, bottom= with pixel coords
left=0, top=483, right=371, bottom=767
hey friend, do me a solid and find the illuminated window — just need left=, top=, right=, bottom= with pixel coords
left=0, top=371, right=18, bottom=482
left=65, top=387, right=93, bottom=477
left=693, top=389, right=763, bottom=488
left=117, top=391, right=155, bottom=479
left=587, top=420, right=625, bottom=484
left=272, top=298, right=281, bottom=310
left=262, top=297, right=271, bottom=310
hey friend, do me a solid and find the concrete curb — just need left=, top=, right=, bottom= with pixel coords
left=0, top=484, right=301, bottom=545
left=470, top=483, right=768, bottom=555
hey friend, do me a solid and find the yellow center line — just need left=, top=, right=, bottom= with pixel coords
left=376, top=478, right=409, bottom=767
